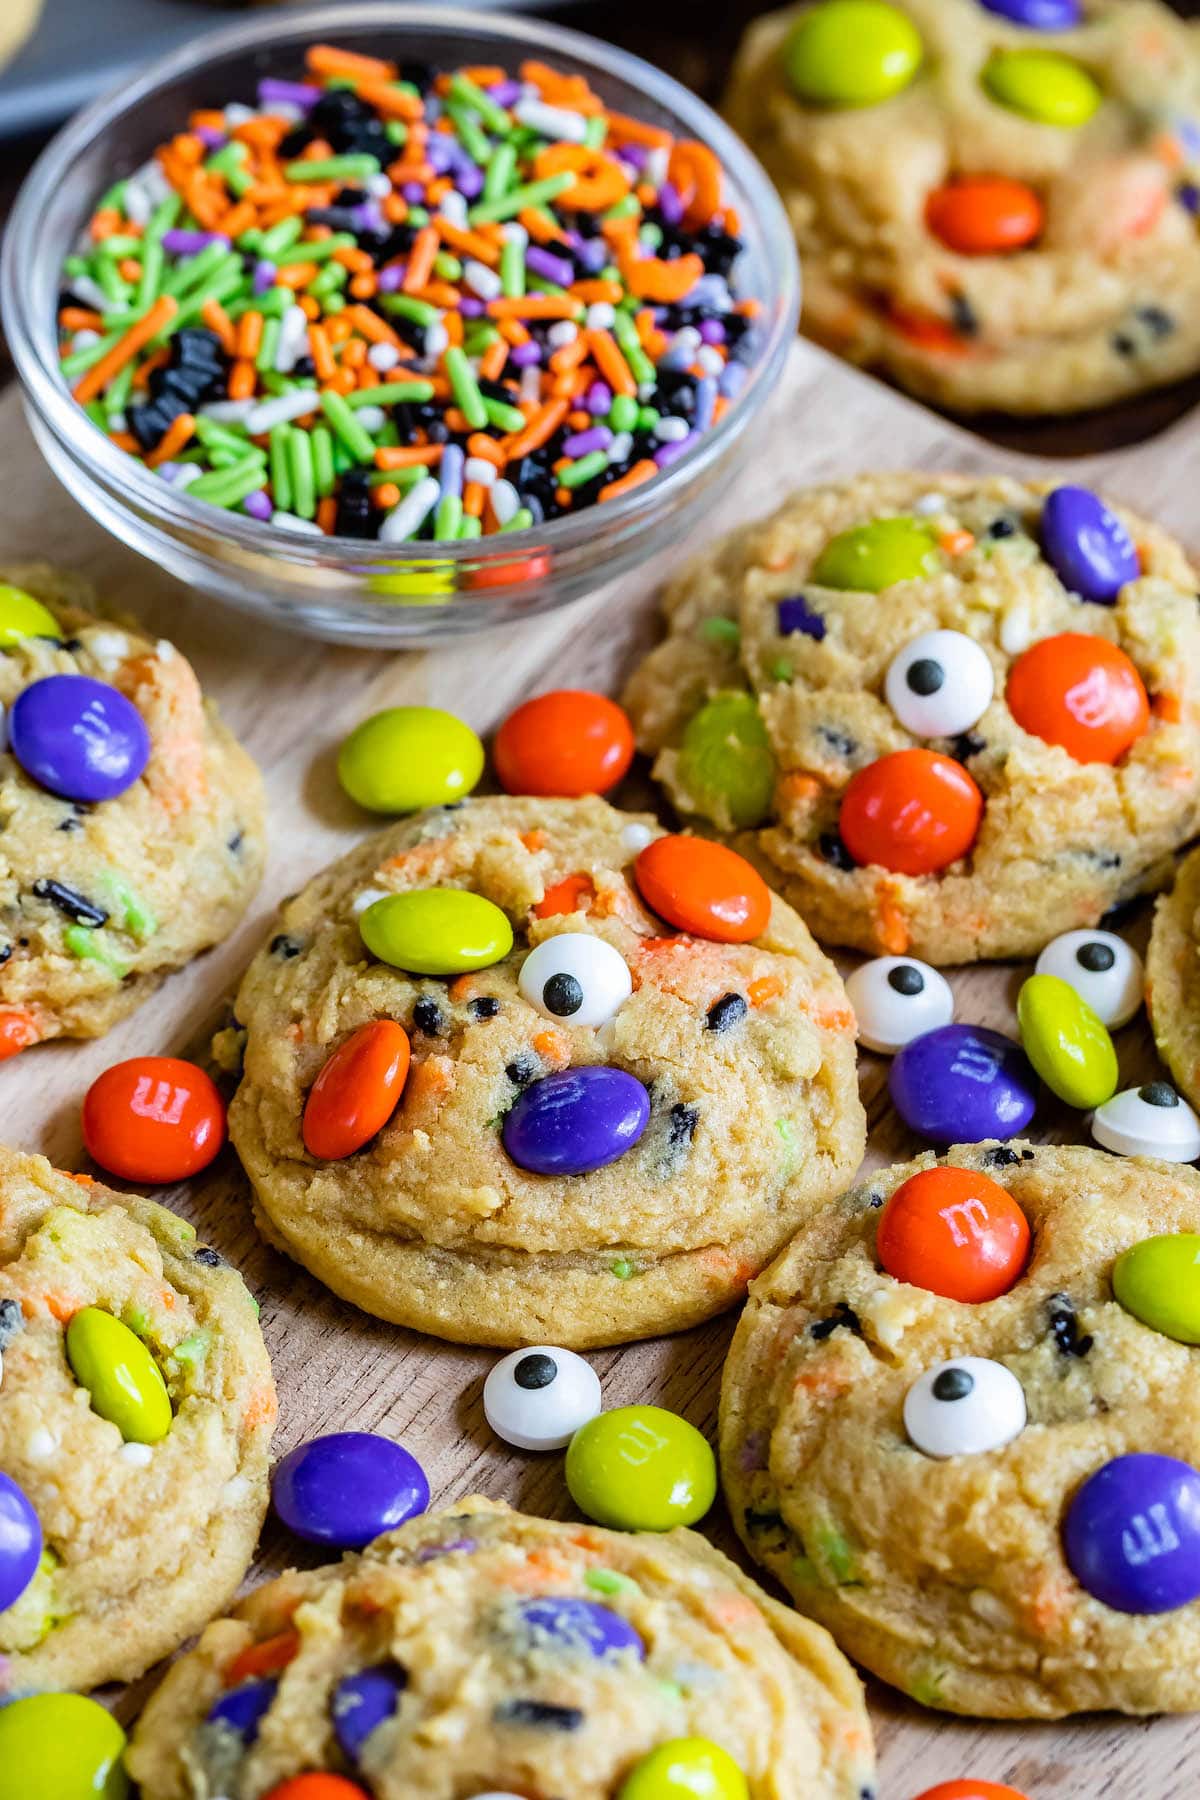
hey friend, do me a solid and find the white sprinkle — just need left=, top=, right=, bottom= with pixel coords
left=156, top=638, right=176, bottom=661
left=353, top=405, right=387, bottom=436
left=244, top=389, right=319, bottom=435
left=170, top=463, right=203, bottom=490
left=224, top=102, right=254, bottom=127
left=138, top=161, right=172, bottom=206
left=645, top=146, right=670, bottom=189
left=546, top=321, right=578, bottom=349
left=514, top=99, right=588, bottom=143
left=913, top=492, right=949, bottom=516
left=87, top=629, right=132, bottom=671
left=352, top=887, right=390, bottom=915
left=366, top=171, right=393, bottom=198
left=221, top=1475, right=250, bottom=1508
left=27, top=1428, right=58, bottom=1461
left=696, top=345, right=724, bottom=377
left=621, top=822, right=655, bottom=853
left=70, top=329, right=101, bottom=355
left=106, top=412, right=128, bottom=434
left=464, top=456, right=497, bottom=488
left=463, top=258, right=502, bottom=302
left=999, top=603, right=1033, bottom=656
left=490, top=478, right=519, bottom=527
left=201, top=398, right=258, bottom=425
left=379, top=474, right=441, bottom=543
left=122, top=180, right=152, bottom=227
left=654, top=415, right=690, bottom=442
left=585, top=302, right=616, bottom=331
left=119, top=1441, right=153, bottom=1468
left=368, top=342, right=401, bottom=373
left=636, top=380, right=657, bottom=403
left=65, top=274, right=109, bottom=312
left=271, top=510, right=323, bottom=535
left=437, top=191, right=469, bottom=229
left=501, top=221, right=528, bottom=249
left=607, top=431, right=633, bottom=464
left=424, top=322, right=450, bottom=359
left=519, top=365, right=541, bottom=406
left=272, top=102, right=303, bottom=124
left=274, top=304, right=311, bottom=374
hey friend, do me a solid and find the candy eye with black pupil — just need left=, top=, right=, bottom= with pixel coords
left=904, top=1357, right=1027, bottom=1459
left=1035, top=928, right=1142, bottom=1028
left=888, top=965, right=924, bottom=997
left=1092, top=1083, right=1200, bottom=1161
left=846, top=955, right=954, bottom=1055
left=884, top=629, right=995, bottom=738
left=483, top=1345, right=602, bottom=1451
left=514, top=1353, right=557, bottom=1389
left=518, top=933, right=632, bottom=1028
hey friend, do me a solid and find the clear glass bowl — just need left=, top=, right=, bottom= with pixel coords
left=2, top=4, right=799, bottom=646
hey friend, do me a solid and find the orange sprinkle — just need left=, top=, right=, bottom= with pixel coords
left=316, top=495, right=337, bottom=534
left=875, top=889, right=910, bottom=957
left=938, top=528, right=975, bottom=556
left=0, top=1009, right=41, bottom=1061
left=89, top=207, right=123, bottom=241
left=585, top=327, right=637, bottom=396
left=571, top=279, right=624, bottom=305
left=748, top=975, right=784, bottom=1007
left=372, top=482, right=402, bottom=509
left=518, top=206, right=561, bottom=243
left=305, top=42, right=397, bottom=81
left=276, top=261, right=321, bottom=289
left=479, top=338, right=509, bottom=382
left=403, top=224, right=439, bottom=294
left=548, top=334, right=589, bottom=376
left=532, top=1028, right=571, bottom=1066
left=59, top=306, right=104, bottom=332
left=236, top=311, right=264, bottom=360
left=598, top=459, right=658, bottom=502
left=463, top=480, right=486, bottom=518
left=1154, top=693, right=1183, bottom=723
left=497, top=317, right=531, bottom=347
left=668, top=139, right=723, bottom=228
left=466, top=433, right=506, bottom=469
left=349, top=273, right=379, bottom=299
left=228, top=358, right=257, bottom=400
left=521, top=829, right=548, bottom=852
left=308, top=323, right=337, bottom=383
left=146, top=411, right=196, bottom=468
left=73, top=294, right=178, bottom=404
left=603, top=107, right=673, bottom=149
left=225, top=1631, right=300, bottom=1687
left=434, top=219, right=502, bottom=265
left=620, top=250, right=704, bottom=303
left=342, top=337, right=368, bottom=370
left=221, top=201, right=256, bottom=239
left=117, top=258, right=141, bottom=284
left=374, top=444, right=444, bottom=470
left=353, top=79, right=424, bottom=120
left=505, top=398, right=571, bottom=460
left=534, top=872, right=595, bottom=918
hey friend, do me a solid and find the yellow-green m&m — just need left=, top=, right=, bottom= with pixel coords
left=360, top=888, right=513, bottom=975
left=781, top=0, right=923, bottom=108
left=0, top=584, right=60, bottom=648
left=1114, top=1234, right=1200, bottom=1344
left=983, top=49, right=1101, bottom=127
left=65, top=1307, right=172, bottom=1445
left=618, top=1738, right=750, bottom=1800
left=0, top=1692, right=129, bottom=1800
left=812, top=516, right=941, bottom=591
left=338, top=706, right=484, bottom=814
left=566, top=1404, right=717, bottom=1531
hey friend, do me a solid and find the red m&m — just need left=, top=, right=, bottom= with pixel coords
left=912, top=1785, right=1031, bottom=1800
left=302, top=1021, right=411, bottom=1161
left=634, top=835, right=771, bottom=942
left=925, top=177, right=1043, bottom=255
left=876, top=1166, right=1030, bottom=1302
left=838, top=749, right=983, bottom=876
left=82, top=1056, right=226, bottom=1183
left=1006, top=632, right=1149, bottom=764
left=494, top=690, right=634, bottom=797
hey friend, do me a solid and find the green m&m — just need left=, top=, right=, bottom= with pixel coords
left=65, top=1307, right=172, bottom=1445
left=1114, top=1234, right=1200, bottom=1344
left=1016, top=972, right=1117, bottom=1110
left=811, top=516, right=942, bottom=592
left=618, top=1738, right=750, bottom=1800
left=983, top=49, right=1101, bottom=127
left=678, top=692, right=776, bottom=830
left=0, top=584, right=60, bottom=648
left=0, top=1693, right=129, bottom=1800
left=360, top=888, right=513, bottom=975
left=566, top=1405, right=717, bottom=1531
left=337, top=705, right=484, bottom=814
left=781, top=0, right=923, bottom=108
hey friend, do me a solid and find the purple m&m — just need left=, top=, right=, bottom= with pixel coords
left=503, top=1066, right=650, bottom=1176
left=514, top=1595, right=644, bottom=1661
left=889, top=1024, right=1037, bottom=1144
left=333, top=1665, right=407, bottom=1761
left=1064, top=1453, right=1200, bottom=1613
left=1040, top=485, right=1140, bottom=605
left=978, top=0, right=1081, bottom=25
left=10, top=673, right=151, bottom=803
left=0, top=1471, right=42, bottom=1612
left=206, top=1679, right=277, bottom=1743
left=271, top=1431, right=429, bottom=1550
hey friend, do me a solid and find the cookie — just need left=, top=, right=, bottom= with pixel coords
left=1147, top=842, right=1200, bottom=1111
left=624, top=472, right=1200, bottom=963
left=721, top=1140, right=1200, bottom=1718
left=0, top=565, right=266, bottom=1055
left=125, top=1496, right=876, bottom=1800
left=725, top=0, right=1200, bottom=414
left=0, top=1147, right=276, bottom=1693
left=221, top=794, right=864, bottom=1348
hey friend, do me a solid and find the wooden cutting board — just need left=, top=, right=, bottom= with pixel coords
left=2, top=340, right=1198, bottom=1798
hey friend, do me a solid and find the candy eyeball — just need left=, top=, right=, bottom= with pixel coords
left=483, top=1346, right=602, bottom=1451
left=1035, top=928, right=1143, bottom=1029
left=1092, top=1082, right=1200, bottom=1162
left=903, top=1356, right=1027, bottom=1459
left=845, top=954, right=954, bottom=1054
left=884, top=629, right=995, bottom=739
left=518, top=933, right=633, bottom=1027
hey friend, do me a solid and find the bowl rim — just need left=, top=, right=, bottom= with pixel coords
left=1, top=0, right=800, bottom=575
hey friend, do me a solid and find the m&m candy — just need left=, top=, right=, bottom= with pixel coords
left=838, top=749, right=983, bottom=876
left=10, top=672, right=151, bottom=803
left=780, top=0, right=923, bottom=108
left=1040, top=485, right=1140, bottom=604
left=360, top=889, right=513, bottom=975
left=1006, top=633, right=1149, bottom=764
left=337, top=707, right=483, bottom=813
left=877, top=1165, right=1031, bottom=1300
left=1035, top=928, right=1143, bottom=1029
left=503, top=1066, right=651, bottom=1176
left=513, top=1594, right=644, bottom=1660
left=262, top=1781, right=369, bottom=1800
left=925, top=178, right=1044, bottom=256
left=1064, top=1453, right=1200, bottom=1613
left=484, top=1346, right=602, bottom=1451
left=979, top=0, right=1079, bottom=24
left=206, top=1679, right=277, bottom=1744
left=812, top=516, right=941, bottom=590
left=903, top=1357, right=1027, bottom=1459
left=845, top=955, right=954, bottom=1054
left=912, top=1784, right=1032, bottom=1800
left=494, top=690, right=634, bottom=797
left=332, top=1667, right=406, bottom=1764
left=0, top=1471, right=42, bottom=1612
left=0, top=1693, right=129, bottom=1800
left=0, top=583, right=60, bottom=646
left=634, top=835, right=771, bottom=942
left=566, top=1405, right=716, bottom=1530
left=982, top=49, right=1101, bottom=127
left=66, top=1307, right=173, bottom=1444
left=1092, top=1082, right=1200, bottom=1161
left=302, top=1021, right=411, bottom=1160
left=1114, top=1234, right=1200, bottom=1344
left=677, top=692, right=776, bottom=829
left=1016, top=973, right=1118, bottom=1110
left=82, top=1055, right=226, bottom=1183
left=272, top=1431, right=429, bottom=1549
left=891, top=1025, right=1037, bottom=1145
left=618, top=1738, right=749, bottom=1800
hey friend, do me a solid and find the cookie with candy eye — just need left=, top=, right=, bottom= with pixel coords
left=721, top=1140, right=1200, bottom=1718
left=725, top=0, right=1200, bottom=415
left=223, top=794, right=863, bottom=1349
left=125, top=1499, right=875, bottom=1800
left=625, top=471, right=1200, bottom=963
left=0, top=1146, right=274, bottom=1695
left=0, top=564, right=265, bottom=1057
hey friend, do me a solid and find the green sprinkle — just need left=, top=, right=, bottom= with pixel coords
left=122, top=1306, right=151, bottom=1337
left=320, top=388, right=377, bottom=463
left=407, top=206, right=430, bottom=228
left=585, top=1568, right=640, bottom=1596
left=269, top=426, right=291, bottom=513
left=170, top=1330, right=210, bottom=1368
left=96, top=234, right=143, bottom=259
left=611, top=1257, right=636, bottom=1280
left=636, top=404, right=661, bottom=432
left=94, top=258, right=132, bottom=307
left=444, top=98, right=492, bottom=167
left=484, top=139, right=518, bottom=201
left=59, top=328, right=124, bottom=379
left=771, top=658, right=793, bottom=681
left=608, top=393, right=638, bottom=434
left=457, top=513, right=482, bottom=540
left=700, top=616, right=741, bottom=647
left=500, top=236, right=526, bottom=299
left=499, top=507, right=535, bottom=533
left=134, top=239, right=164, bottom=311
left=449, top=72, right=513, bottom=135
left=161, top=239, right=231, bottom=299
left=444, top=345, right=488, bottom=430
left=259, top=216, right=304, bottom=257
left=284, top=154, right=380, bottom=183
left=380, top=294, right=439, bottom=327
left=172, top=262, right=247, bottom=328
left=385, top=120, right=407, bottom=145
left=433, top=251, right=463, bottom=282
left=187, top=456, right=272, bottom=508
left=307, top=262, right=348, bottom=298
left=468, top=171, right=575, bottom=226
left=195, top=416, right=251, bottom=456
left=604, top=193, right=641, bottom=222
left=322, top=293, right=346, bottom=315
left=612, top=308, right=656, bottom=385
left=907, top=1666, right=948, bottom=1708
left=99, top=874, right=157, bottom=943
left=287, top=426, right=316, bottom=520
left=273, top=233, right=356, bottom=266
left=813, top=1522, right=859, bottom=1586
left=481, top=395, right=527, bottom=435
left=98, top=179, right=128, bottom=212
left=63, top=925, right=128, bottom=978
left=227, top=286, right=291, bottom=320
left=256, top=315, right=281, bottom=373
left=104, top=360, right=135, bottom=420
left=434, top=494, right=463, bottom=541
left=345, top=380, right=435, bottom=409
left=583, top=114, right=608, bottom=149
left=311, top=425, right=335, bottom=499
left=205, top=141, right=246, bottom=180
left=559, top=449, right=609, bottom=489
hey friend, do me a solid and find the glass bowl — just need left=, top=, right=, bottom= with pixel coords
left=2, top=3, right=799, bottom=646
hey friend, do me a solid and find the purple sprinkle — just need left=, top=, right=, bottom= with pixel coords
left=488, top=79, right=522, bottom=107
left=193, top=126, right=227, bottom=150
left=155, top=462, right=182, bottom=482
left=777, top=595, right=826, bottom=641
left=258, top=78, right=322, bottom=110
left=402, top=182, right=425, bottom=204
left=377, top=264, right=405, bottom=294
left=654, top=435, right=696, bottom=470
left=576, top=239, right=609, bottom=275
left=415, top=1536, right=477, bottom=1563
left=563, top=425, right=612, bottom=457
left=161, top=229, right=229, bottom=256
left=242, top=490, right=274, bottom=522
left=1178, top=181, right=1200, bottom=215
left=509, top=341, right=542, bottom=368
left=718, top=360, right=748, bottom=399
left=351, top=202, right=385, bottom=235
left=253, top=259, right=277, bottom=295
left=439, top=443, right=465, bottom=502
left=693, top=375, right=717, bottom=434
left=738, top=1432, right=768, bottom=1474
left=458, top=296, right=486, bottom=318
left=526, top=246, right=576, bottom=288
left=658, top=181, right=685, bottom=228
left=698, top=319, right=726, bottom=345
left=585, top=381, right=612, bottom=415
left=619, top=142, right=649, bottom=172
left=426, top=136, right=455, bottom=174
left=455, top=165, right=485, bottom=201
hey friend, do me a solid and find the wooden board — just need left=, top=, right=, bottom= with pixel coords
left=3, top=341, right=1200, bottom=1797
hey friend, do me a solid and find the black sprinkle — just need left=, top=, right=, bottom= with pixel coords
left=413, top=996, right=446, bottom=1036
left=506, top=1056, right=538, bottom=1088
left=194, top=1246, right=225, bottom=1268
left=495, top=1699, right=584, bottom=1732
left=861, top=1788, right=878, bottom=1800
left=865, top=1189, right=885, bottom=1208
left=1048, top=1293, right=1093, bottom=1359
left=1112, top=332, right=1137, bottom=359
left=0, top=1297, right=24, bottom=1349
left=228, top=828, right=245, bottom=854
left=706, top=992, right=748, bottom=1034
left=667, top=1102, right=699, bottom=1150
left=950, top=291, right=979, bottom=337
left=1137, top=304, right=1174, bottom=339
left=951, top=731, right=986, bottom=764
left=810, top=1301, right=863, bottom=1341
left=270, top=935, right=303, bottom=959
left=743, top=1507, right=785, bottom=1534
left=468, top=997, right=501, bottom=1020
left=982, top=1145, right=1021, bottom=1168
left=32, top=879, right=107, bottom=928
left=817, top=831, right=856, bottom=872
left=817, top=725, right=857, bottom=758
left=986, top=516, right=1017, bottom=540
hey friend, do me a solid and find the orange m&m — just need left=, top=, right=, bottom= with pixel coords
left=912, top=1785, right=1031, bottom=1800
left=82, top=1056, right=226, bottom=1183
left=1006, top=632, right=1149, bottom=764
left=0, top=1010, right=39, bottom=1061
left=925, top=177, right=1043, bottom=255
left=494, top=689, right=634, bottom=797
left=262, top=1780, right=370, bottom=1800
left=838, top=749, right=983, bottom=876
left=634, top=835, right=771, bottom=943
left=302, top=1020, right=410, bottom=1161
left=876, top=1165, right=1030, bottom=1302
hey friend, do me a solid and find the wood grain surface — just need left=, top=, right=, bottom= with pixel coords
left=3, top=341, right=1199, bottom=1797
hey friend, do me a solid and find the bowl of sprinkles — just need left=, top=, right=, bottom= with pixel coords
left=1, top=4, right=798, bottom=644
